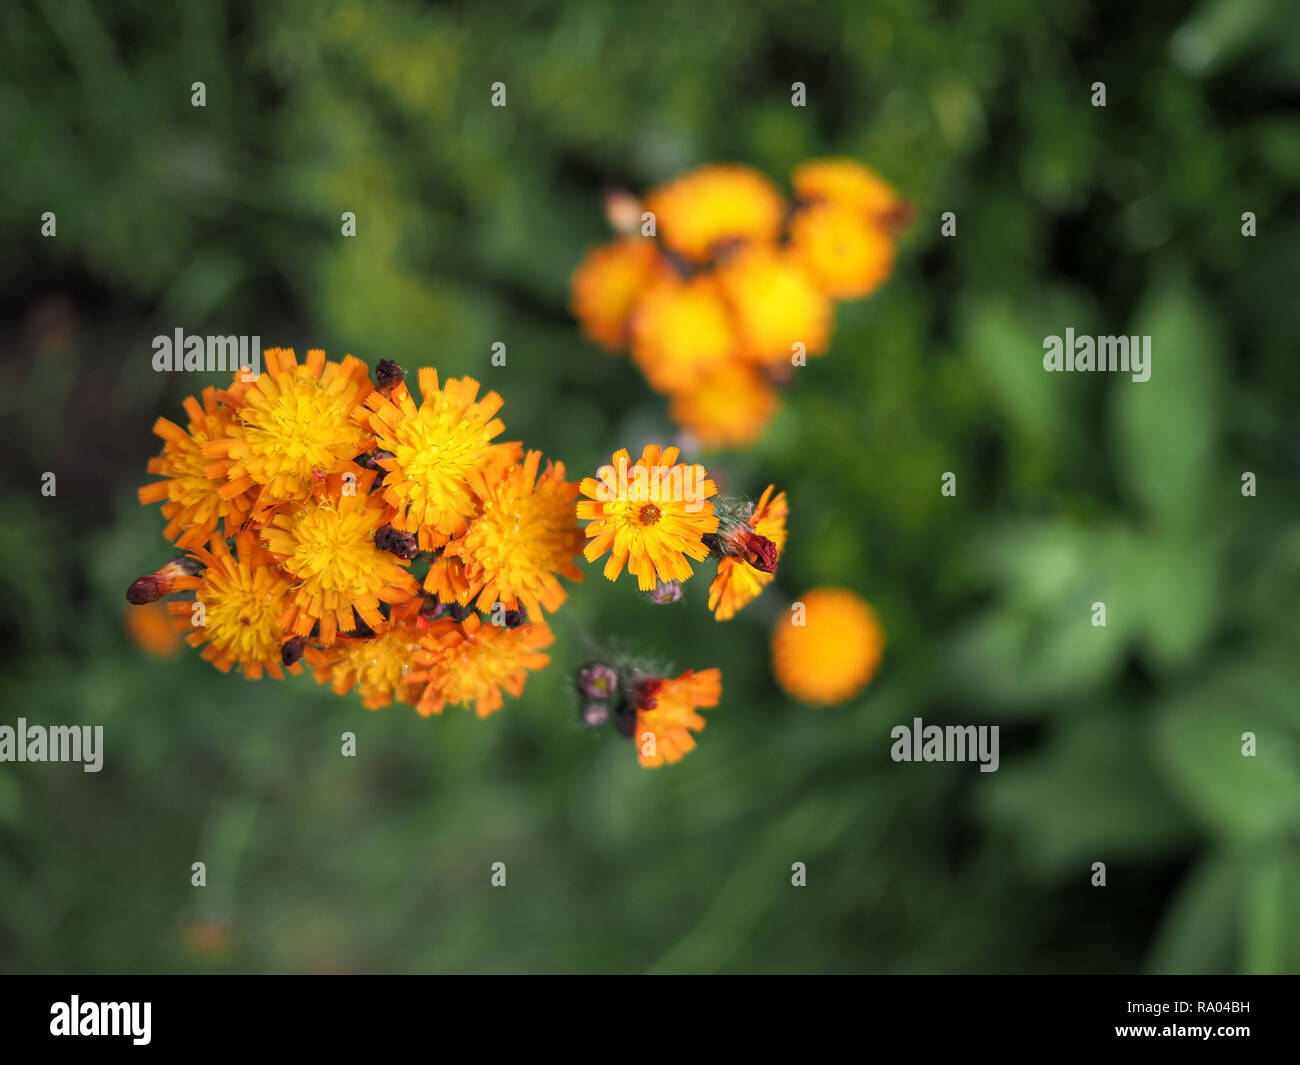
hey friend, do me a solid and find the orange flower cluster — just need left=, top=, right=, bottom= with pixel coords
left=576, top=444, right=787, bottom=621
left=571, top=160, right=909, bottom=448
left=130, top=349, right=581, bottom=717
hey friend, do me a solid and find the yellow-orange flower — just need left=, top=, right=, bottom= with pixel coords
left=644, top=164, right=785, bottom=262
left=716, top=247, right=832, bottom=366
left=138, top=387, right=254, bottom=547
left=668, top=364, right=779, bottom=450
left=166, top=531, right=298, bottom=680
left=411, top=613, right=554, bottom=718
left=629, top=275, right=737, bottom=392
left=363, top=369, right=519, bottom=551
left=313, top=622, right=425, bottom=709
left=203, top=348, right=373, bottom=518
left=789, top=202, right=895, bottom=299
left=633, top=668, right=720, bottom=767
left=576, top=445, right=718, bottom=590
left=422, top=552, right=474, bottom=606
left=709, top=485, right=788, bottom=621
left=449, top=450, right=584, bottom=617
left=261, top=471, right=419, bottom=645
left=792, top=158, right=902, bottom=220
left=771, top=587, right=884, bottom=704
left=571, top=237, right=665, bottom=351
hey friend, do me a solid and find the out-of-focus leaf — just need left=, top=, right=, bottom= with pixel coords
left=1151, top=665, right=1300, bottom=843
left=1242, top=849, right=1300, bottom=974
left=979, top=712, right=1192, bottom=876
left=1147, top=856, right=1240, bottom=973
left=1111, top=272, right=1221, bottom=526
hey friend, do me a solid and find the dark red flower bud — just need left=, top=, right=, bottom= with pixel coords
left=281, top=636, right=307, bottom=666
left=634, top=678, right=664, bottom=712
left=375, top=359, right=405, bottom=391
left=126, top=574, right=168, bottom=604
left=375, top=524, right=419, bottom=560
left=613, top=697, right=637, bottom=738
left=126, top=557, right=201, bottom=604
left=722, top=528, right=779, bottom=573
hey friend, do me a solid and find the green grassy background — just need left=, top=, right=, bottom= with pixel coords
left=0, top=0, right=1298, bottom=973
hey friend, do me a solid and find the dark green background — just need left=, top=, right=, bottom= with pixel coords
left=1, top=0, right=1297, bottom=973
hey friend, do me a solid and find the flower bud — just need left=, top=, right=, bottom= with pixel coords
left=375, top=524, right=420, bottom=560
left=647, top=579, right=683, bottom=604
left=375, top=359, right=405, bottom=392
left=281, top=636, right=307, bottom=666
left=579, top=701, right=610, bottom=729
left=722, top=527, right=778, bottom=573
left=125, top=557, right=201, bottom=604
left=575, top=661, right=619, bottom=701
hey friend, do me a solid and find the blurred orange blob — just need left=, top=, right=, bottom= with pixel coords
left=669, top=363, right=779, bottom=450
left=125, top=600, right=181, bottom=658
left=644, top=164, right=784, bottom=262
left=716, top=247, right=833, bottom=366
left=792, top=158, right=902, bottom=221
left=772, top=587, right=884, bottom=704
left=571, top=237, right=665, bottom=351
left=790, top=202, right=896, bottom=299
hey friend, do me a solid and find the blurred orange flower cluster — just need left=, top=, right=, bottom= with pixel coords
left=130, top=348, right=581, bottom=718
left=571, top=160, right=910, bottom=448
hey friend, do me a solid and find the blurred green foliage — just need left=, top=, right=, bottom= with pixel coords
left=0, top=0, right=1298, bottom=973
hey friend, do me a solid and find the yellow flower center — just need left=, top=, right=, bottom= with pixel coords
left=386, top=405, right=494, bottom=519
left=201, top=569, right=283, bottom=665
left=238, top=375, right=366, bottom=487
left=285, top=506, right=384, bottom=597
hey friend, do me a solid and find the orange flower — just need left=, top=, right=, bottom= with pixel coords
left=449, top=450, right=584, bottom=617
left=633, top=668, right=721, bottom=767
left=165, top=531, right=299, bottom=680
left=313, top=622, right=425, bottom=709
left=644, top=164, right=785, bottom=262
left=138, top=387, right=254, bottom=547
left=576, top=445, right=718, bottom=590
left=709, top=485, right=788, bottom=621
left=716, top=247, right=832, bottom=366
left=629, top=275, right=738, bottom=392
left=203, top=348, right=374, bottom=519
left=789, top=202, right=895, bottom=299
left=571, top=237, right=665, bottom=350
left=669, top=364, right=779, bottom=450
left=792, top=158, right=902, bottom=221
left=362, top=369, right=519, bottom=551
left=260, top=470, right=420, bottom=645
left=411, top=613, right=554, bottom=718
left=771, top=587, right=884, bottom=704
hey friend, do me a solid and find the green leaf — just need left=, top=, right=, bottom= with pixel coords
left=1111, top=272, right=1222, bottom=525
left=1242, top=849, right=1300, bottom=973
left=1147, top=856, right=1241, bottom=973
left=1151, top=666, right=1300, bottom=843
